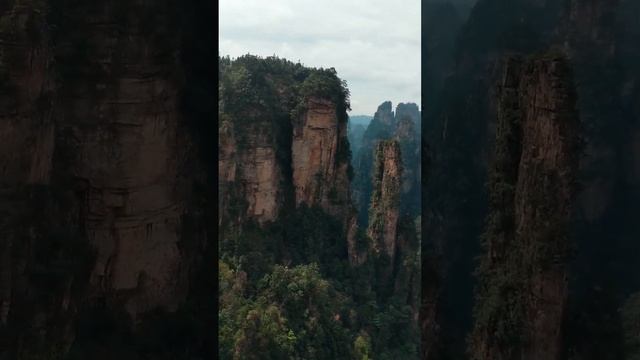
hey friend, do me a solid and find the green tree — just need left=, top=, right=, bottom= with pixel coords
left=353, top=332, right=373, bottom=360
left=219, top=263, right=353, bottom=360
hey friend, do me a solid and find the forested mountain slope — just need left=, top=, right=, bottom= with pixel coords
left=218, top=55, right=420, bottom=359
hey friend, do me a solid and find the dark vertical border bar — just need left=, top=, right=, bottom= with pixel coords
left=179, top=0, right=218, bottom=357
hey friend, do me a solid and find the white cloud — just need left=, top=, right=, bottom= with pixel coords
left=219, top=0, right=421, bottom=115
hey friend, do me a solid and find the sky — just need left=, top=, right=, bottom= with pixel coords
left=219, top=0, right=421, bottom=115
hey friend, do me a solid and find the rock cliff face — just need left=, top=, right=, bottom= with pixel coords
left=350, top=102, right=421, bottom=306
left=368, top=140, right=403, bottom=263
left=515, top=57, right=579, bottom=360
left=0, top=1, right=213, bottom=357
left=353, top=103, right=393, bottom=226
left=353, top=101, right=421, bottom=226
left=218, top=119, right=283, bottom=225
left=470, top=55, right=580, bottom=360
left=292, top=97, right=352, bottom=218
left=395, top=113, right=421, bottom=216
left=219, top=96, right=353, bottom=228
left=366, top=140, right=420, bottom=306
left=53, top=0, right=194, bottom=319
left=395, top=113, right=418, bottom=140
left=422, top=1, right=606, bottom=357
left=424, top=0, right=640, bottom=358
left=365, top=139, right=420, bottom=345
left=217, top=57, right=357, bottom=268
left=373, top=101, right=395, bottom=127
left=396, top=102, right=421, bottom=131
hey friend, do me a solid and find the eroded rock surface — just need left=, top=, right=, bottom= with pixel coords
left=218, top=120, right=283, bottom=225
left=470, top=54, right=580, bottom=360
left=292, top=97, right=352, bottom=218
left=0, top=1, right=212, bottom=357
left=368, top=140, right=402, bottom=260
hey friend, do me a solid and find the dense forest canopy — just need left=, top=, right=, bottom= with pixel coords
left=219, top=54, right=350, bottom=124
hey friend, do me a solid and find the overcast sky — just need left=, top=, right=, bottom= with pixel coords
left=219, top=0, right=421, bottom=115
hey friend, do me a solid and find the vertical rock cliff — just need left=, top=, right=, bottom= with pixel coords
left=217, top=56, right=360, bottom=273
left=218, top=59, right=355, bottom=231
left=368, top=140, right=403, bottom=266
left=292, top=97, right=352, bottom=219
left=424, top=8, right=575, bottom=355
left=469, top=54, right=580, bottom=360
left=0, top=1, right=214, bottom=357
left=353, top=101, right=421, bottom=227
left=53, top=0, right=194, bottom=319
left=366, top=139, right=420, bottom=331
left=396, top=102, right=421, bottom=133
left=373, top=101, right=396, bottom=127
left=395, top=112, right=421, bottom=218
left=423, top=0, right=640, bottom=358
left=218, top=114, right=284, bottom=225
left=353, top=102, right=394, bottom=226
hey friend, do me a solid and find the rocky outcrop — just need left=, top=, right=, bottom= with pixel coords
left=395, top=111, right=421, bottom=217
left=365, top=139, right=420, bottom=342
left=395, top=112, right=418, bottom=140
left=511, top=55, right=579, bottom=359
left=367, top=139, right=416, bottom=302
left=368, top=140, right=403, bottom=262
left=0, top=1, right=212, bottom=357
left=353, top=103, right=394, bottom=226
left=218, top=98, right=354, bottom=228
left=373, top=101, right=395, bottom=127
left=395, top=102, right=421, bottom=131
left=49, top=0, right=202, bottom=322
left=218, top=119, right=283, bottom=225
left=470, top=54, right=580, bottom=360
left=423, top=0, right=640, bottom=358
left=422, top=1, right=583, bottom=357
left=353, top=101, right=421, bottom=226
left=292, top=97, right=352, bottom=218
left=219, top=98, right=353, bottom=227
left=218, top=57, right=359, bottom=271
